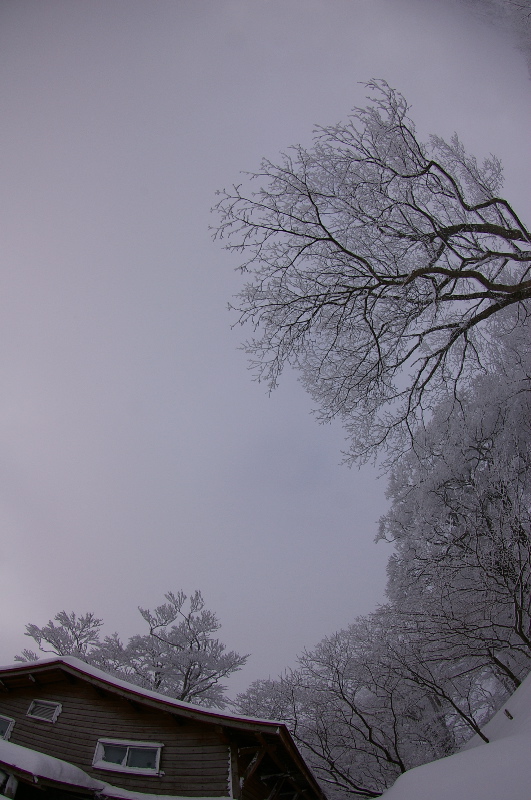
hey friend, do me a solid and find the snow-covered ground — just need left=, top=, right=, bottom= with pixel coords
left=380, top=674, right=531, bottom=799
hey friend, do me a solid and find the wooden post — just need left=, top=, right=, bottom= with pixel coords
left=229, top=743, right=241, bottom=799
left=3, top=774, right=18, bottom=798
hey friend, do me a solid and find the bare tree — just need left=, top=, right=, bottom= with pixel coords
left=214, top=82, right=530, bottom=461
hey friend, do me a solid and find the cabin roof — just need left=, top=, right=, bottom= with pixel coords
left=0, top=657, right=325, bottom=800
left=0, top=656, right=281, bottom=729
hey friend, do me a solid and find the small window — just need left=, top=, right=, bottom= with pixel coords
left=27, top=700, right=62, bottom=723
left=93, top=739, right=163, bottom=775
left=0, top=715, right=15, bottom=740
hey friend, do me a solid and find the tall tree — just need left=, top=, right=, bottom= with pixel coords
left=16, top=590, right=248, bottom=708
left=214, top=82, right=530, bottom=462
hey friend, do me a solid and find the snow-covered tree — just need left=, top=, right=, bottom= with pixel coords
left=370, top=607, right=503, bottom=747
left=235, top=317, right=531, bottom=797
left=16, top=611, right=103, bottom=663
left=214, top=82, right=530, bottom=462
left=235, top=600, right=513, bottom=799
left=380, top=315, right=531, bottom=692
left=235, top=616, right=462, bottom=799
left=94, top=590, right=249, bottom=706
left=16, top=590, right=248, bottom=708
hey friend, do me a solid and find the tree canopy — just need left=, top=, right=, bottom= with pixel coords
left=214, top=81, right=530, bottom=461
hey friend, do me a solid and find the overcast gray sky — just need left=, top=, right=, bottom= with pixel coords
left=0, top=0, right=529, bottom=695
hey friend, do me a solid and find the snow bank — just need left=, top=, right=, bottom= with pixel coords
left=463, top=669, right=531, bottom=749
left=380, top=674, right=531, bottom=800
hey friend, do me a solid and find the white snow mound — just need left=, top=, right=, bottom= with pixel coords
left=380, top=673, right=531, bottom=800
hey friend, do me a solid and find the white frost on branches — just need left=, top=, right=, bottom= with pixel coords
left=16, top=590, right=248, bottom=708
left=214, top=82, right=530, bottom=462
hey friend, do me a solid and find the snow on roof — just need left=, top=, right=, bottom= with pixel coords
left=0, top=737, right=231, bottom=800
left=0, top=656, right=284, bottom=727
left=0, top=738, right=105, bottom=790
left=0, top=657, right=324, bottom=800
left=100, top=788, right=230, bottom=800
left=379, top=673, right=531, bottom=800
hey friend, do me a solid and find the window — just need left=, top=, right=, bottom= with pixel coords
left=93, top=739, right=164, bottom=776
left=27, top=700, right=62, bottom=723
left=0, top=715, right=14, bottom=740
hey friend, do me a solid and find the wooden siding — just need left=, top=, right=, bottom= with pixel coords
left=0, top=679, right=230, bottom=797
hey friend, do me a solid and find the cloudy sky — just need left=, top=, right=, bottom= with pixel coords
left=0, top=0, right=529, bottom=695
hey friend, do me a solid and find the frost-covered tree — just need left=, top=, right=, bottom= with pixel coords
left=235, top=603, right=513, bottom=799
left=214, top=82, right=530, bottom=462
left=16, top=590, right=248, bottom=708
left=370, top=607, right=503, bottom=747
left=235, top=318, right=531, bottom=797
left=94, top=591, right=248, bottom=706
left=380, top=315, right=531, bottom=692
left=16, top=611, right=103, bottom=663
left=235, top=616, right=463, bottom=799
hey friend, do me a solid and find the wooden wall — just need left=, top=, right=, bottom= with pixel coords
left=0, top=679, right=230, bottom=797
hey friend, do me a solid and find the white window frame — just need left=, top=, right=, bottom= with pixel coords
left=92, top=738, right=164, bottom=776
left=26, top=700, right=62, bottom=723
left=0, top=714, right=15, bottom=740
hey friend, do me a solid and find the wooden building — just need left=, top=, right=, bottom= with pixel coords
left=0, top=657, right=325, bottom=800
